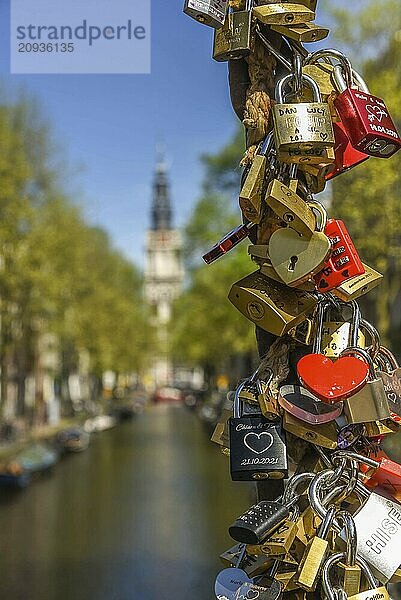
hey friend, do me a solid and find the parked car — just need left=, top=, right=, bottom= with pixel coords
left=152, top=387, right=182, bottom=404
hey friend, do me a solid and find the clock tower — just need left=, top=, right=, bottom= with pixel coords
left=144, top=150, right=184, bottom=386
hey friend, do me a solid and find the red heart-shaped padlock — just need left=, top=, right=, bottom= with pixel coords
left=297, top=354, right=370, bottom=404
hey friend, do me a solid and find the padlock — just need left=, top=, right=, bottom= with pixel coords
left=297, top=300, right=370, bottom=404
left=264, top=167, right=317, bottom=238
left=321, top=301, right=366, bottom=358
left=215, top=543, right=252, bottom=599
left=202, top=221, right=255, bottom=264
left=247, top=246, right=317, bottom=293
left=338, top=487, right=401, bottom=583
left=229, top=496, right=299, bottom=545
left=183, top=0, right=228, bottom=28
left=314, top=219, right=365, bottom=293
left=302, top=62, right=336, bottom=99
left=345, top=450, right=401, bottom=498
left=283, top=411, right=338, bottom=449
left=332, top=262, right=383, bottom=302
left=334, top=511, right=362, bottom=597
left=239, top=132, right=275, bottom=223
left=321, top=551, right=390, bottom=600
left=268, top=201, right=332, bottom=287
left=257, top=373, right=281, bottom=421
left=340, top=347, right=390, bottom=424
left=272, top=73, right=335, bottom=163
left=279, top=385, right=343, bottom=425
left=228, top=270, right=317, bottom=337
left=259, top=511, right=299, bottom=556
left=296, top=505, right=336, bottom=591
left=326, top=121, right=370, bottom=180
left=213, top=0, right=252, bottom=61
left=377, top=346, right=401, bottom=418
left=333, top=64, right=401, bottom=158
left=229, top=379, right=288, bottom=481
left=271, top=22, right=329, bottom=43
left=252, top=3, right=315, bottom=26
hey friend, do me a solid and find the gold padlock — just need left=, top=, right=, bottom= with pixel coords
left=213, top=1, right=252, bottom=61
left=252, top=3, right=315, bottom=25
left=272, top=73, right=335, bottom=164
left=271, top=22, right=329, bottom=43
left=239, top=133, right=274, bottom=223
left=283, top=411, right=338, bottom=449
left=264, top=178, right=316, bottom=237
left=332, top=263, right=383, bottom=301
left=228, top=270, right=317, bottom=337
left=321, top=322, right=365, bottom=358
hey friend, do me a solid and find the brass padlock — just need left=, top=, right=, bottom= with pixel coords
left=341, top=347, right=390, bottom=424
left=332, top=263, right=383, bottom=301
left=282, top=411, right=338, bottom=449
left=239, top=133, right=274, bottom=223
left=213, top=0, right=252, bottom=61
left=321, top=322, right=365, bottom=358
left=248, top=246, right=317, bottom=293
left=228, top=270, right=317, bottom=337
left=272, top=73, right=335, bottom=164
left=183, top=0, right=228, bottom=28
left=271, top=22, right=329, bottom=43
left=252, top=3, right=315, bottom=25
left=264, top=175, right=317, bottom=238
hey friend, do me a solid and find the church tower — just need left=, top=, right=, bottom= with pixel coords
left=144, top=149, right=184, bottom=386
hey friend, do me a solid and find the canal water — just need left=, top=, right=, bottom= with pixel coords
left=0, top=405, right=251, bottom=600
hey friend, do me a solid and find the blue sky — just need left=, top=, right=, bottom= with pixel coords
left=0, top=0, right=356, bottom=269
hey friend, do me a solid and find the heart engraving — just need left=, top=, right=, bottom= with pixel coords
left=297, top=354, right=370, bottom=403
left=269, top=228, right=331, bottom=286
left=243, top=432, right=273, bottom=454
left=366, top=104, right=388, bottom=123
left=246, top=590, right=260, bottom=600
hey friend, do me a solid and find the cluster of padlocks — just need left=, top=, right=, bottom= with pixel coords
left=183, top=1, right=401, bottom=599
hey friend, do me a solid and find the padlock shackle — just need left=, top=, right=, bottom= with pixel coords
left=307, top=201, right=328, bottom=234
left=311, top=298, right=331, bottom=354
left=275, top=73, right=322, bottom=104
left=360, top=318, right=380, bottom=359
left=259, top=131, right=274, bottom=157
left=318, top=505, right=336, bottom=539
left=335, top=511, right=358, bottom=566
left=379, top=345, right=400, bottom=370
left=256, top=26, right=292, bottom=71
left=322, top=552, right=378, bottom=600
left=340, top=346, right=375, bottom=378
left=332, top=450, right=380, bottom=470
left=304, top=48, right=353, bottom=88
left=234, top=380, right=248, bottom=418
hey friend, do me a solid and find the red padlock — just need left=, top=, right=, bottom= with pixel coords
left=333, top=450, right=401, bottom=499
left=314, top=219, right=365, bottom=292
left=325, top=121, right=370, bottom=180
left=333, top=65, right=401, bottom=158
left=202, top=222, right=255, bottom=264
left=359, top=450, right=401, bottom=497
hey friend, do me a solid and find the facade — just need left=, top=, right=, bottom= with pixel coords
left=144, top=151, right=184, bottom=386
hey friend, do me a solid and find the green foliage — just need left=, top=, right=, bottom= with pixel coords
left=0, top=97, right=154, bottom=416
left=172, top=127, right=255, bottom=369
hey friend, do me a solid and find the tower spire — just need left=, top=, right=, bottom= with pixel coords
left=151, top=145, right=172, bottom=230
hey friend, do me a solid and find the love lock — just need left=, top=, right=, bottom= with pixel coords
left=297, top=300, right=370, bottom=403
left=229, top=378, right=288, bottom=481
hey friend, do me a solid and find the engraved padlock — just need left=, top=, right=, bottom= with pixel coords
left=213, top=0, right=253, bottom=61
left=272, top=73, right=335, bottom=164
left=229, top=378, right=288, bottom=481
left=183, top=0, right=228, bottom=28
left=333, top=63, right=401, bottom=158
left=239, top=132, right=275, bottom=223
left=228, top=270, right=317, bottom=336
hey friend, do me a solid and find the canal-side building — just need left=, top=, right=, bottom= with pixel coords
left=144, top=150, right=184, bottom=387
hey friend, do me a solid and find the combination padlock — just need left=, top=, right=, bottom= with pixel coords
left=314, top=219, right=365, bottom=293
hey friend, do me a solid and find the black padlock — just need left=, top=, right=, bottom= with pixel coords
left=229, top=379, right=288, bottom=481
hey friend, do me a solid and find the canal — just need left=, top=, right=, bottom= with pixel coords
left=0, top=405, right=251, bottom=600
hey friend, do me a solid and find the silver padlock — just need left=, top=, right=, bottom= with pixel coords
left=183, top=0, right=228, bottom=28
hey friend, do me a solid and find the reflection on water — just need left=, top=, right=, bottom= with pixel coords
left=0, top=406, right=251, bottom=600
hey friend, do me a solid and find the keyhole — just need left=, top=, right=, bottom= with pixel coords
left=288, top=255, right=298, bottom=272
left=285, top=14, right=295, bottom=23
